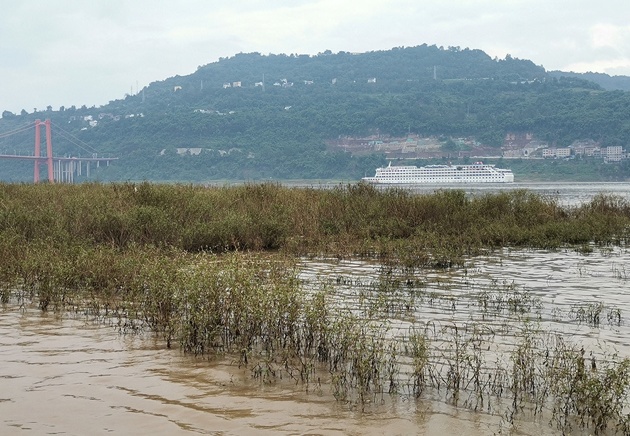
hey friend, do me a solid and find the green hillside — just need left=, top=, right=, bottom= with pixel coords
left=1, top=45, right=630, bottom=182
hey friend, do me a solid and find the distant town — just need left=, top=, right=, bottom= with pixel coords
left=329, top=133, right=626, bottom=163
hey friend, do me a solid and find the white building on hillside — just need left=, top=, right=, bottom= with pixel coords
left=542, top=147, right=571, bottom=158
left=604, top=146, right=624, bottom=162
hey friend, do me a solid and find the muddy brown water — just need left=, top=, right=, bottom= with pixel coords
left=0, top=309, right=531, bottom=435
left=2, top=246, right=629, bottom=435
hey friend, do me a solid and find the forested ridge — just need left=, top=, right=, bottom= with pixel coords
left=1, top=44, right=630, bottom=182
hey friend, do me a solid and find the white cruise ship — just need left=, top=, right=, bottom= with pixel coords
left=362, top=161, right=514, bottom=184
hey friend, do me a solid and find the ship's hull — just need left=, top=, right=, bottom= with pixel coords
left=362, top=162, right=514, bottom=184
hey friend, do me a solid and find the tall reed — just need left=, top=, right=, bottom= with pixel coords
left=1, top=183, right=629, bottom=265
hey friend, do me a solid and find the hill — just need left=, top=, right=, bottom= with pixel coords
left=548, top=70, right=630, bottom=92
left=1, top=44, right=630, bottom=182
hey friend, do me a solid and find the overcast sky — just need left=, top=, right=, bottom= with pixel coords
left=2, top=0, right=630, bottom=113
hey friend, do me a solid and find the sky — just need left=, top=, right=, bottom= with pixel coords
left=1, top=0, right=630, bottom=114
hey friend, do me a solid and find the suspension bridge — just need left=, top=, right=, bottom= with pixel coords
left=0, top=119, right=117, bottom=183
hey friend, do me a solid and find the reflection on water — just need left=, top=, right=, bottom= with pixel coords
left=2, top=246, right=630, bottom=435
left=301, top=246, right=630, bottom=364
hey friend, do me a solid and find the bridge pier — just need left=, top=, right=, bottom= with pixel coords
left=54, top=160, right=79, bottom=183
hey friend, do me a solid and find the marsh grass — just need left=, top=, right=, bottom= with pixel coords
left=3, top=244, right=630, bottom=432
left=1, top=183, right=629, bottom=265
left=568, top=302, right=624, bottom=328
left=3, top=182, right=630, bottom=432
left=476, top=279, right=543, bottom=316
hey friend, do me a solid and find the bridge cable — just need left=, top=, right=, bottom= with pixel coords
left=0, top=122, right=35, bottom=139
left=50, top=122, right=100, bottom=155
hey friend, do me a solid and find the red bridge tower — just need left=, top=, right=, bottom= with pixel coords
left=34, top=119, right=54, bottom=183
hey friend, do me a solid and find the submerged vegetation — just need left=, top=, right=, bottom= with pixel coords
left=3, top=182, right=630, bottom=434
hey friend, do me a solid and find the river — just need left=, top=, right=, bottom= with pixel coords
left=0, top=307, right=522, bottom=435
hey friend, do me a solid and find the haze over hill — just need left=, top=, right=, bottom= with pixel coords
left=4, top=1, right=630, bottom=114
left=1, top=45, right=630, bottom=182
